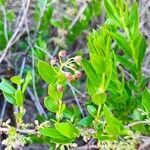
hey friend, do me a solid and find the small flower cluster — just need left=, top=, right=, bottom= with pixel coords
left=98, top=132, right=139, bottom=150
left=50, top=50, right=82, bottom=87
left=1, top=120, right=31, bottom=150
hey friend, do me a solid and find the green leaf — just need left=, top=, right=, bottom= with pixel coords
left=142, top=89, right=150, bottom=112
left=48, top=84, right=62, bottom=100
left=97, top=134, right=112, bottom=141
left=40, top=128, right=71, bottom=140
left=40, top=127, right=73, bottom=144
left=88, top=29, right=103, bottom=55
left=103, top=105, right=125, bottom=136
left=113, top=31, right=132, bottom=57
left=92, top=92, right=107, bottom=105
left=115, top=55, right=137, bottom=77
left=104, top=0, right=121, bottom=27
left=136, top=35, right=147, bottom=69
left=44, top=96, right=59, bottom=113
left=0, top=78, right=16, bottom=95
left=0, top=0, right=5, bottom=5
left=50, top=19, right=62, bottom=28
left=87, top=105, right=97, bottom=117
left=59, top=103, right=66, bottom=113
left=3, top=92, right=15, bottom=104
left=103, top=60, right=112, bottom=90
left=22, top=72, right=32, bottom=93
left=56, top=73, right=67, bottom=87
left=39, top=6, right=53, bottom=32
left=86, top=79, right=97, bottom=95
left=88, top=26, right=111, bottom=56
left=37, top=61, right=57, bottom=84
left=128, top=2, right=139, bottom=36
left=50, top=137, right=74, bottom=144
left=10, top=75, right=24, bottom=85
left=77, top=116, right=94, bottom=127
left=55, top=122, right=79, bottom=138
left=15, top=90, right=24, bottom=107
left=82, top=59, right=100, bottom=87
left=90, top=53, right=106, bottom=74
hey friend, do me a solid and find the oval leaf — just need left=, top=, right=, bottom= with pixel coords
left=0, top=78, right=16, bottom=95
left=44, top=96, right=59, bottom=113
left=37, top=61, right=57, bottom=84
left=92, top=92, right=107, bottom=105
left=87, top=105, right=97, bottom=117
left=55, top=122, right=78, bottom=138
left=15, top=90, right=24, bottom=107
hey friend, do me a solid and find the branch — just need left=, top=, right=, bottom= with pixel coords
left=76, top=145, right=98, bottom=150
left=0, top=127, right=38, bottom=135
left=68, top=82, right=85, bottom=117
left=27, top=88, right=47, bottom=117
left=125, top=120, right=150, bottom=128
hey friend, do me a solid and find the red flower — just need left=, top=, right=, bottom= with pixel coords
left=65, top=72, right=74, bottom=82
left=58, top=50, right=67, bottom=57
left=50, top=57, right=57, bottom=65
left=74, top=56, right=82, bottom=64
left=75, top=71, right=82, bottom=79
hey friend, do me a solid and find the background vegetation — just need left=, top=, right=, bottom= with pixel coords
left=0, top=0, right=150, bottom=149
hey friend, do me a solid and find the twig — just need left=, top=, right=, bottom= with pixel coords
left=139, top=136, right=150, bottom=150
left=126, top=120, right=150, bottom=128
left=34, top=45, right=52, bottom=58
left=47, top=0, right=58, bottom=7
left=142, top=67, right=150, bottom=76
left=27, top=88, right=47, bottom=117
left=52, top=45, right=59, bottom=56
left=0, top=101, right=7, bottom=123
left=19, top=56, right=27, bottom=77
left=68, top=82, right=85, bottom=117
left=34, top=0, right=48, bottom=38
left=68, top=2, right=88, bottom=31
left=0, top=0, right=30, bottom=64
left=72, top=86, right=86, bottom=98
left=0, top=127, right=38, bottom=135
left=10, top=28, right=27, bottom=47
left=0, top=101, right=7, bottom=149
left=76, top=145, right=98, bottom=150
left=0, top=5, right=8, bottom=41
left=31, top=48, right=47, bottom=118
left=22, top=0, right=47, bottom=118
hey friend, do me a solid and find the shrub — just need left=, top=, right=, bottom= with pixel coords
left=0, top=0, right=149, bottom=149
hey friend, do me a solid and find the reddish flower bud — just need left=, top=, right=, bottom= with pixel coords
left=74, top=56, right=82, bottom=64
left=57, top=84, right=64, bottom=92
left=65, top=72, right=74, bottom=82
left=75, top=71, right=82, bottom=79
left=69, top=63, right=76, bottom=70
left=50, top=57, right=57, bottom=65
left=72, top=75, right=77, bottom=80
left=58, top=50, right=67, bottom=57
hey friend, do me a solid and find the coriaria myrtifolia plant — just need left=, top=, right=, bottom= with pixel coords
left=0, top=0, right=150, bottom=149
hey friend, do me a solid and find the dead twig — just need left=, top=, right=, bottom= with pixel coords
left=0, top=0, right=30, bottom=64
left=27, top=88, right=47, bottom=117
